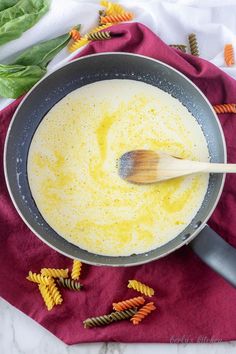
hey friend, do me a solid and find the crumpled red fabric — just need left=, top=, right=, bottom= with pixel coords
left=0, top=23, right=236, bottom=345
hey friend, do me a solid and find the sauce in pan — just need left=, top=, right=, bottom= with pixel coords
left=28, top=80, right=209, bottom=256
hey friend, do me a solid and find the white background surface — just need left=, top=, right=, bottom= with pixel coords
left=1, top=0, right=236, bottom=353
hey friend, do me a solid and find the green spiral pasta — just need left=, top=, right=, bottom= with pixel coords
left=169, top=44, right=187, bottom=53
left=87, top=31, right=111, bottom=41
left=83, top=308, right=137, bottom=328
left=109, top=308, right=137, bottom=322
left=56, top=277, right=83, bottom=291
left=188, top=33, right=199, bottom=56
left=99, top=9, right=106, bottom=25
left=83, top=314, right=112, bottom=328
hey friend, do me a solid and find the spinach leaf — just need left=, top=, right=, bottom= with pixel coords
left=13, top=26, right=80, bottom=67
left=0, top=0, right=50, bottom=46
left=0, top=0, right=19, bottom=12
left=0, top=26, right=80, bottom=98
left=0, top=64, right=46, bottom=98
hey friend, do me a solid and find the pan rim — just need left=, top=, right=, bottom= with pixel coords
left=3, top=52, right=227, bottom=266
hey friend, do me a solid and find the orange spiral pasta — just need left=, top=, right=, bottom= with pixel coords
left=113, top=296, right=145, bottom=311
left=100, top=12, right=134, bottom=24
left=38, top=284, right=55, bottom=311
left=213, top=104, right=236, bottom=114
left=224, top=44, right=235, bottom=67
left=48, top=280, right=63, bottom=305
left=71, top=260, right=82, bottom=280
left=130, top=302, right=156, bottom=325
left=128, top=279, right=155, bottom=297
left=26, top=271, right=52, bottom=285
left=69, top=29, right=81, bottom=41
left=41, top=268, right=69, bottom=278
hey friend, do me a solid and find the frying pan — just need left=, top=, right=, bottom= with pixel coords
left=4, top=53, right=236, bottom=287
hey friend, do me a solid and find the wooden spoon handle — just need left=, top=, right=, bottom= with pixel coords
left=201, top=162, right=236, bottom=173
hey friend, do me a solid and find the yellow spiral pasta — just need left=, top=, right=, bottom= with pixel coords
left=41, top=268, right=69, bottom=278
left=90, top=24, right=113, bottom=34
left=100, top=0, right=109, bottom=6
left=68, top=37, right=90, bottom=52
left=100, top=1, right=126, bottom=15
left=128, top=280, right=155, bottom=297
left=26, top=271, right=52, bottom=285
left=71, top=260, right=82, bottom=280
left=38, top=284, right=55, bottom=311
left=48, top=280, right=63, bottom=305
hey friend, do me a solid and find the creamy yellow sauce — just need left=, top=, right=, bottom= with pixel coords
left=27, top=80, right=209, bottom=256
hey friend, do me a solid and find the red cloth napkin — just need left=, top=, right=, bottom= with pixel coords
left=1, top=23, right=236, bottom=345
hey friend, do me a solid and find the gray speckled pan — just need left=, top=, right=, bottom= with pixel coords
left=4, top=53, right=236, bottom=287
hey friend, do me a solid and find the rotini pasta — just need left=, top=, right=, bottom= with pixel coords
left=69, top=24, right=112, bottom=52
left=83, top=308, right=137, bottom=328
left=213, top=104, right=236, bottom=114
left=128, top=279, right=155, bottom=297
left=89, top=24, right=113, bottom=34
left=69, top=28, right=81, bottom=41
left=68, top=37, right=90, bottom=53
left=188, top=33, right=199, bottom=56
left=48, top=279, right=63, bottom=305
left=99, top=10, right=106, bottom=25
left=100, top=1, right=126, bottom=16
left=224, top=44, right=235, bottom=67
left=83, top=313, right=112, bottom=328
left=100, top=0, right=109, bottom=7
left=57, top=277, right=83, bottom=291
left=87, top=31, right=111, bottom=41
left=100, top=13, right=134, bottom=24
left=113, top=296, right=145, bottom=311
left=109, top=308, right=137, bottom=322
left=130, top=302, right=156, bottom=325
left=71, top=260, right=82, bottom=280
left=26, top=271, right=52, bottom=285
left=38, top=283, right=55, bottom=311
left=169, top=44, right=187, bottom=53
left=41, top=268, right=68, bottom=278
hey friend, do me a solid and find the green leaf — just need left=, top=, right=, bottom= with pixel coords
left=0, top=0, right=19, bottom=12
left=13, top=27, right=80, bottom=67
left=0, top=64, right=46, bottom=98
left=0, top=0, right=50, bottom=46
left=0, top=26, right=81, bottom=98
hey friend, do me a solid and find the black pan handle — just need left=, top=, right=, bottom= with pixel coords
left=189, top=225, right=236, bottom=288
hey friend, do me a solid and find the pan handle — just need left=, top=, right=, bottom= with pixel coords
left=189, top=225, right=236, bottom=288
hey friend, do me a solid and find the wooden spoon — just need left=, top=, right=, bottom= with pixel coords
left=118, top=150, right=236, bottom=184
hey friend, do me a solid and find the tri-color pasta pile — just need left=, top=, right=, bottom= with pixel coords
left=27, top=261, right=157, bottom=326
left=170, top=34, right=235, bottom=72
left=26, top=259, right=83, bottom=311
left=83, top=279, right=156, bottom=328
left=68, top=1, right=135, bottom=52
left=169, top=36, right=235, bottom=113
